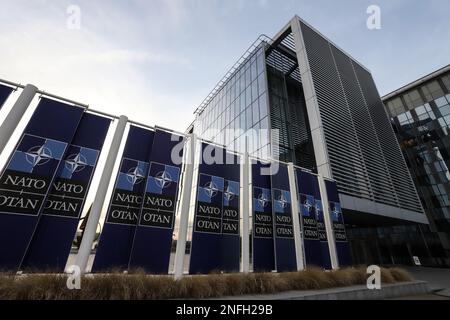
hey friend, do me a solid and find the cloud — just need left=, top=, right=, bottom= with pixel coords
left=0, top=0, right=200, bottom=132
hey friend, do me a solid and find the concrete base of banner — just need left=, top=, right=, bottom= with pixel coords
left=218, top=281, right=430, bottom=300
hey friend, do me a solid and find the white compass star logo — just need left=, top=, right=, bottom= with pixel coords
left=204, top=181, right=218, bottom=199
left=65, top=153, right=88, bottom=173
left=224, top=185, right=235, bottom=201
left=126, top=167, right=145, bottom=185
left=304, top=199, right=313, bottom=212
left=315, top=203, right=322, bottom=213
left=276, top=194, right=288, bottom=209
left=155, top=171, right=173, bottom=189
left=332, top=207, right=340, bottom=220
left=258, top=193, right=270, bottom=208
left=25, top=145, right=53, bottom=167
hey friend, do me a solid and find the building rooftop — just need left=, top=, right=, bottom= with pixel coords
left=382, top=64, right=450, bottom=101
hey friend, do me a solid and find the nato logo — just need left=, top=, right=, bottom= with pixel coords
left=331, top=202, right=342, bottom=222
left=300, top=194, right=315, bottom=217
left=8, top=134, right=67, bottom=175
left=146, top=162, right=180, bottom=196
left=198, top=174, right=224, bottom=204
left=58, top=145, right=99, bottom=180
left=223, top=180, right=239, bottom=207
left=204, top=181, right=219, bottom=198
left=273, top=189, right=291, bottom=213
left=253, top=187, right=271, bottom=212
left=315, top=199, right=324, bottom=221
left=116, top=158, right=149, bottom=192
left=258, top=189, right=270, bottom=208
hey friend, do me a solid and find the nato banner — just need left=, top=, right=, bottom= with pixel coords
left=189, top=143, right=240, bottom=274
left=271, top=162, right=296, bottom=272
left=295, top=168, right=331, bottom=269
left=0, top=98, right=85, bottom=270
left=251, top=160, right=275, bottom=272
left=325, top=180, right=352, bottom=266
left=0, top=84, right=14, bottom=110
left=92, top=125, right=154, bottom=272
left=315, top=192, right=332, bottom=270
left=21, top=112, right=111, bottom=271
left=128, top=129, right=184, bottom=273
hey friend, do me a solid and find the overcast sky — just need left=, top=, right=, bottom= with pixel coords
left=0, top=0, right=449, bottom=132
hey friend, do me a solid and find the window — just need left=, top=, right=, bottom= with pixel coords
left=252, top=101, right=259, bottom=126
left=442, top=74, right=450, bottom=92
left=245, top=67, right=251, bottom=88
left=257, top=74, right=266, bottom=96
left=387, top=97, right=405, bottom=116
left=256, top=51, right=265, bottom=76
left=397, top=111, right=414, bottom=128
left=246, top=107, right=252, bottom=130
left=251, top=79, right=258, bottom=103
left=239, top=113, right=245, bottom=130
left=245, top=86, right=252, bottom=108
left=251, top=60, right=258, bottom=81
left=259, top=94, right=268, bottom=119
left=435, top=96, right=448, bottom=108
left=415, top=104, right=435, bottom=122
left=422, top=80, right=444, bottom=101
left=403, top=89, right=423, bottom=109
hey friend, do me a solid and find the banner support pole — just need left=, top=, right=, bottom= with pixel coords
left=318, top=175, right=339, bottom=269
left=0, top=84, right=38, bottom=155
left=240, top=139, right=250, bottom=273
left=287, top=163, right=305, bottom=271
left=74, top=115, right=128, bottom=273
left=174, top=134, right=196, bottom=279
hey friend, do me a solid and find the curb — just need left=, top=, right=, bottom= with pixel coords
left=218, top=281, right=430, bottom=300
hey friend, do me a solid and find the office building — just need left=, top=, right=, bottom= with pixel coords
left=383, top=65, right=450, bottom=265
left=188, top=16, right=435, bottom=265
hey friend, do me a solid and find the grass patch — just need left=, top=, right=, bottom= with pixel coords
left=0, top=266, right=413, bottom=300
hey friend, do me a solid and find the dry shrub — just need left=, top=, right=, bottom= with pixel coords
left=380, top=267, right=395, bottom=284
left=178, top=275, right=215, bottom=299
left=347, top=266, right=369, bottom=284
left=0, top=266, right=413, bottom=300
left=327, top=268, right=358, bottom=287
left=387, top=268, right=412, bottom=282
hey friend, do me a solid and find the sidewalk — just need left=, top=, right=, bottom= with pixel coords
left=216, top=281, right=429, bottom=300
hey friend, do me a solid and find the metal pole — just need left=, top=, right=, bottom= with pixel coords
left=0, top=84, right=38, bottom=155
left=240, top=139, right=250, bottom=273
left=174, top=134, right=196, bottom=279
left=74, top=115, right=128, bottom=273
left=318, top=175, right=339, bottom=269
left=287, top=163, right=305, bottom=271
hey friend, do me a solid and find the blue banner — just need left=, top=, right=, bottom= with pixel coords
left=314, top=195, right=332, bottom=270
left=0, top=98, right=85, bottom=270
left=92, top=125, right=154, bottom=272
left=271, top=163, right=296, bottom=272
left=251, top=160, right=275, bottom=272
left=21, top=113, right=111, bottom=271
left=325, top=180, right=352, bottom=266
left=189, top=143, right=240, bottom=274
left=128, top=129, right=184, bottom=273
left=0, top=84, right=14, bottom=110
left=295, top=168, right=331, bottom=269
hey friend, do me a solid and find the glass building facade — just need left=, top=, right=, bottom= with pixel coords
left=383, top=65, right=450, bottom=264
left=192, top=41, right=271, bottom=161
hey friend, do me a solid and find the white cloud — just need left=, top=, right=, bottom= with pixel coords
left=0, top=0, right=198, bottom=132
